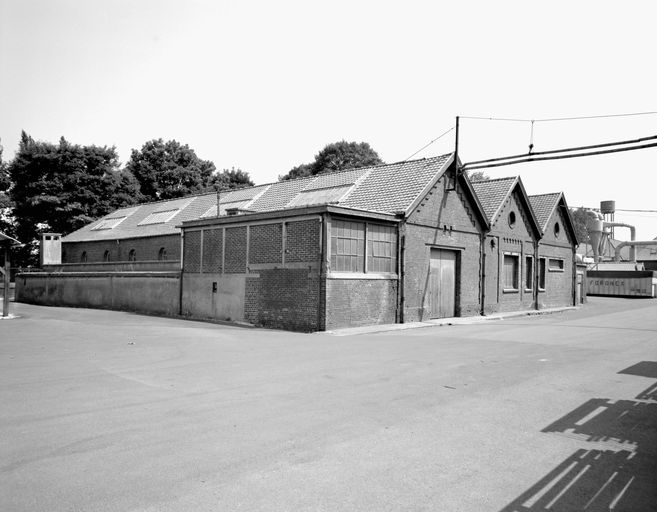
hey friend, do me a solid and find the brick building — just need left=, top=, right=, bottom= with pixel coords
left=25, top=154, right=579, bottom=331
left=472, top=177, right=543, bottom=314
left=529, top=193, right=579, bottom=308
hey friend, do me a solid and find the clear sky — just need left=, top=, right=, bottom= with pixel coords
left=1, top=0, right=655, bottom=239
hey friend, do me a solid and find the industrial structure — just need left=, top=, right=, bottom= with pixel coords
left=16, top=155, right=581, bottom=331
left=583, top=201, right=657, bottom=298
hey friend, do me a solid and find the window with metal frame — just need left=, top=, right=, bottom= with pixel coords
left=367, top=224, right=397, bottom=273
left=503, top=254, right=519, bottom=291
left=331, top=220, right=365, bottom=272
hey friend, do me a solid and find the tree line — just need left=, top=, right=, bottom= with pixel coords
left=0, top=133, right=254, bottom=266
left=0, top=135, right=386, bottom=267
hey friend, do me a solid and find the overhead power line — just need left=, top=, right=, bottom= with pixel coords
left=461, top=110, right=657, bottom=123
left=404, top=126, right=454, bottom=161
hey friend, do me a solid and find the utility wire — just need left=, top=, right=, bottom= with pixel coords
left=461, top=110, right=657, bottom=123
left=404, top=126, right=454, bottom=161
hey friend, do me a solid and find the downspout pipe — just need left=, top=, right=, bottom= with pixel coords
left=614, top=240, right=657, bottom=263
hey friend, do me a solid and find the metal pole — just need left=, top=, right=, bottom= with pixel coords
left=2, top=242, right=10, bottom=317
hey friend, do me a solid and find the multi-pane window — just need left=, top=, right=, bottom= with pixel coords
left=548, top=258, right=564, bottom=271
left=538, top=258, right=546, bottom=290
left=367, top=224, right=397, bottom=273
left=331, top=220, right=365, bottom=272
left=503, top=254, right=519, bottom=291
left=330, top=220, right=397, bottom=274
left=525, top=256, right=533, bottom=290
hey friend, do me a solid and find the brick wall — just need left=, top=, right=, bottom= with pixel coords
left=180, top=217, right=323, bottom=331
left=184, top=231, right=202, bottom=272
left=538, top=245, right=574, bottom=308
left=202, top=228, right=223, bottom=273
left=63, top=235, right=179, bottom=264
left=325, top=278, right=397, bottom=329
left=484, top=189, right=537, bottom=314
left=245, top=269, right=321, bottom=331
left=403, top=171, right=483, bottom=321
left=286, top=219, right=321, bottom=262
left=403, top=225, right=482, bottom=321
left=249, top=224, right=282, bottom=264
left=225, top=226, right=247, bottom=273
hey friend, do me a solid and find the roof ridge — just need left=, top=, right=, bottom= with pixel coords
left=124, top=154, right=455, bottom=209
left=471, top=176, right=518, bottom=184
left=529, top=192, right=561, bottom=198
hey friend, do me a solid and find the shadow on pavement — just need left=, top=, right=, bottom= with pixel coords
left=499, top=362, right=657, bottom=512
left=618, top=361, right=657, bottom=379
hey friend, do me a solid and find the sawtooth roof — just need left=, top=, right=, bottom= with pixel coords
left=63, top=154, right=454, bottom=242
left=470, top=177, right=519, bottom=224
left=470, top=176, right=543, bottom=238
left=528, top=193, right=563, bottom=231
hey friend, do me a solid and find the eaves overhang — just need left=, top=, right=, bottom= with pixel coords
left=179, top=204, right=400, bottom=230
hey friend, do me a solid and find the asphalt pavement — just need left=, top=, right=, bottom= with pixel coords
left=1, top=297, right=656, bottom=511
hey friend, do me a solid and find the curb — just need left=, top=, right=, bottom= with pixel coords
left=325, top=306, right=579, bottom=336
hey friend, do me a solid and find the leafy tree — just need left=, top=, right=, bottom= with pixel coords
left=465, top=170, right=490, bottom=181
left=0, top=143, right=10, bottom=192
left=212, top=167, right=254, bottom=191
left=9, top=132, right=140, bottom=266
left=126, top=139, right=218, bottom=200
left=570, top=207, right=598, bottom=245
left=279, top=141, right=383, bottom=181
left=0, top=142, right=15, bottom=239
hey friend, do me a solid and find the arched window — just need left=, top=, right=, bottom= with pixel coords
left=508, top=211, right=516, bottom=228
left=103, top=250, right=111, bottom=262
left=128, top=249, right=136, bottom=262
left=81, top=251, right=87, bottom=263
left=554, top=222, right=561, bottom=238
left=158, top=247, right=167, bottom=261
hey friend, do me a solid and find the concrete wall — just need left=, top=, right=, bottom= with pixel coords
left=181, top=273, right=246, bottom=322
left=16, top=271, right=180, bottom=316
left=403, top=169, right=484, bottom=321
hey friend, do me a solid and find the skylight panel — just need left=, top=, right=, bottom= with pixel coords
left=138, top=209, right=181, bottom=226
left=287, top=185, right=353, bottom=207
left=91, top=216, right=127, bottom=230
